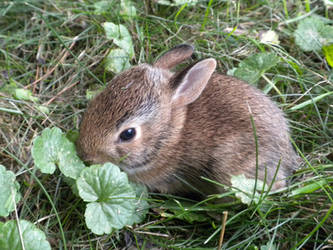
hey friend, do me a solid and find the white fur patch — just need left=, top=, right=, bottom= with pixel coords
left=145, top=65, right=172, bottom=87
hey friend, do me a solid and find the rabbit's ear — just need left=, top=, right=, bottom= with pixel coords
left=154, top=44, right=194, bottom=69
left=171, top=58, right=216, bottom=107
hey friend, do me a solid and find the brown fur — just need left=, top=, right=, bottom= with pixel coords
left=77, top=45, right=299, bottom=195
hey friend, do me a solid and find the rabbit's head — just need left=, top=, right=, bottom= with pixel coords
left=77, top=45, right=216, bottom=177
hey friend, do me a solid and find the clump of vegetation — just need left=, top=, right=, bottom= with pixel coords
left=0, top=0, right=332, bottom=249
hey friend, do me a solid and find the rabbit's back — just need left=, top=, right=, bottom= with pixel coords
left=174, top=73, right=297, bottom=192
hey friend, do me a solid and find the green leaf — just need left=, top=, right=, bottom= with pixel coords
left=260, top=243, right=277, bottom=250
left=231, top=174, right=268, bottom=205
left=36, top=105, right=49, bottom=114
left=85, top=84, right=105, bottom=100
left=294, top=16, right=333, bottom=52
left=0, top=79, right=17, bottom=95
left=323, top=43, right=333, bottom=67
left=103, top=22, right=134, bottom=58
left=0, top=220, right=51, bottom=250
left=105, top=48, right=131, bottom=73
left=0, top=165, right=21, bottom=217
left=120, top=0, right=137, bottom=19
left=233, top=53, right=279, bottom=85
left=14, top=88, right=39, bottom=102
left=128, top=183, right=149, bottom=224
left=156, top=0, right=199, bottom=6
left=86, top=89, right=100, bottom=100
left=77, top=163, right=136, bottom=234
left=102, top=22, right=134, bottom=73
left=32, top=127, right=85, bottom=179
left=94, top=1, right=112, bottom=14
left=322, top=25, right=333, bottom=42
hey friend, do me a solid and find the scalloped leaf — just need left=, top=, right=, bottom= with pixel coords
left=94, top=0, right=112, bottom=14
left=120, top=0, right=137, bottom=19
left=294, top=16, right=333, bottom=52
left=261, top=242, right=277, bottom=250
left=105, top=48, right=131, bottom=73
left=14, top=88, right=38, bottom=102
left=128, top=183, right=149, bottom=224
left=77, top=163, right=136, bottom=235
left=36, top=105, right=49, bottom=114
left=32, top=127, right=85, bottom=179
left=231, top=174, right=268, bottom=205
left=233, top=52, right=279, bottom=85
left=0, top=165, right=21, bottom=217
left=0, top=220, right=51, bottom=250
left=103, top=22, right=134, bottom=58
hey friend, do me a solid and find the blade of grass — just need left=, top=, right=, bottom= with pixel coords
left=3, top=149, right=68, bottom=250
left=201, top=0, right=213, bottom=31
left=296, top=203, right=333, bottom=249
left=289, top=92, right=333, bottom=111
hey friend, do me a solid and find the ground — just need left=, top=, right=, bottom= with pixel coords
left=0, top=0, right=332, bottom=249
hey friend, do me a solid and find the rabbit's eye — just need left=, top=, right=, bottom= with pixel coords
left=119, top=128, right=136, bottom=142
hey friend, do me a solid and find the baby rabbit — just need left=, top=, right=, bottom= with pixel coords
left=77, top=44, right=298, bottom=195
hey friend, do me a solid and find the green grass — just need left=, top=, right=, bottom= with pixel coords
left=0, top=0, right=332, bottom=249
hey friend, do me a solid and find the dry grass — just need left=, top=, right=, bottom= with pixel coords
left=0, top=0, right=332, bottom=249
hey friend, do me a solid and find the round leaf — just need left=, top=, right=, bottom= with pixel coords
left=0, top=165, right=21, bottom=217
left=294, top=16, right=333, bottom=52
left=105, top=48, right=131, bottom=73
left=231, top=174, right=267, bottom=205
left=103, top=22, right=134, bottom=58
left=234, top=52, right=279, bottom=85
left=94, top=0, right=112, bottom=14
left=14, top=88, right=39, bottom=102
left=77, top=163, right=136, bottom=234
left=32, top=127, right=85, bottom=179
left=0, top=220, right=51, bottom=250
left=120, top=0, right=137, bottom=19
left=128, top=183, right=149, bottom=224
left=36, top=105, right=50, bottom=114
